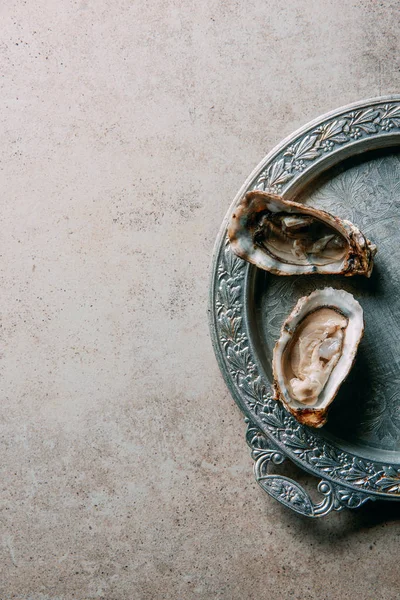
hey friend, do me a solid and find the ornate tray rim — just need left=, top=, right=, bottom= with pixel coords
left=209, top=95, right=400, bottom=514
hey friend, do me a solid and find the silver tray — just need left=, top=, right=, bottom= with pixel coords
left=209, top=96, right=400, bottom=517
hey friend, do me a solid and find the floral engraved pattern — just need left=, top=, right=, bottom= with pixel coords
left=375, top=466, right=400, bottom=493
left=217, top=244, right=265, bottom=412
left=254, top=103, right=400, bottom=193
left=263, top=477, right=313, bottom=512
left=212, top=99, right=400, bottom=508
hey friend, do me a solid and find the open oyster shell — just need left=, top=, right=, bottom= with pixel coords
left=272, top=288, right=364, bottom=428
left=228, top=191, right=376, bottom=277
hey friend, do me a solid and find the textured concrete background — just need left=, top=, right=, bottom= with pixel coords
left=1, top=1, right=400, bottom=598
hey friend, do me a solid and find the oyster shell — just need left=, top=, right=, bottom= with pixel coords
left=272, top=288, right=364, bottom=428
left=228, top=191, right=376, bottom=276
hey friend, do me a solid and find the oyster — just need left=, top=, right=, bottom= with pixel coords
left=228, top=191, right=376, bottom=276
left=273, top=288, right=364, bottom=427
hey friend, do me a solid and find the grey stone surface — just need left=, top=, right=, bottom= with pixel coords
left=1, top=1, right=400, bottom=598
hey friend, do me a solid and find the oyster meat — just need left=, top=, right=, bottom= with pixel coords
left=273, top=288, right=364, bottom=427
left=228, top=191, right=376, bottom=276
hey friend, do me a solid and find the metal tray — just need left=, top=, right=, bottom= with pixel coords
left=209, top=96, right=400, bottom=517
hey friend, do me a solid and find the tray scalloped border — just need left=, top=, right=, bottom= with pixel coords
left=209, top=96, right=400, bottom=502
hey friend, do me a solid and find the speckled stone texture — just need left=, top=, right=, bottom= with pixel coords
left=1, top=1, right=400, bottom=598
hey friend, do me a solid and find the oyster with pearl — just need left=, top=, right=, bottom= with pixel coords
left=272, top=288, right=364, bottom=428
left=228, top=191, right=376, bottom=277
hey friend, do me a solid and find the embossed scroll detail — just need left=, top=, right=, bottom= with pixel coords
left=246, top=420, right=369, bottom=517
left=216, top=237, right=400, bottom=499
